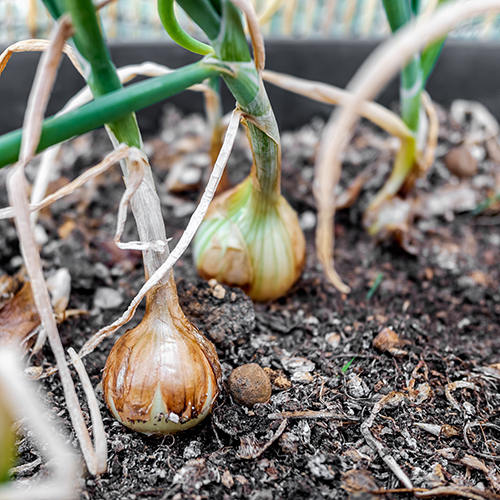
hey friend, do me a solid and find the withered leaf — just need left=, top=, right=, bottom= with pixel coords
left=0, top=282, right=40, bottom=351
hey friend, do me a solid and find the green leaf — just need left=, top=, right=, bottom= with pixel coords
left=421, top=37, right=446, bottom=85
left=0, top=63, right=220, bottom=168
left=366, top=272, right=383, bottom=300
left=216, top=1, right=252, bottom=63
left=176, top=0, right=221, bottom=40
left=341, top=356, right=356, bottom=374
left=382, top=0, right=422, bottom=132
left=158, top=0, right=215, bottom=55
left=420, top=0, right=451, bottom=85
left=41, top=0, right=65, bottom=19
left=382, top=0, right=413, bottom=33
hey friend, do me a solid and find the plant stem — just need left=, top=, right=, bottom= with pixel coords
left=198, top=0, right=282, bottom=200
left=158, top=0, right=215, bottom=55
left=204, top=76, right=230, bottom=193
left=62, top=0, right=141, bottom=148
left=366, top=0, right=448, bottom=229
left=176, top=0, right=221, bottom=40
left=48, top=1, right=218, bottom=296
left=400, top=56, right=422, bottom=133
left=382, top=0, right=422, bottom=133
left=421, top=1, right=452, bottom=84
left=61, top=0, right=176, bottom=292
left=0, top=62, right=220, bottom=168
left=366, top=135, right=417, bottom=219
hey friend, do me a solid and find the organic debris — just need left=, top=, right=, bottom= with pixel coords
left=372, top=327, right=408, bottom=356
left=1, top=104, right=499, bottom=499
left=0, top=281, right=40, bottom=351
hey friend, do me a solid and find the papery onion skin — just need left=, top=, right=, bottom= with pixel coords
left=102, top=290, right=221, bottom=435
left=194, top=177, right=306, bottom=302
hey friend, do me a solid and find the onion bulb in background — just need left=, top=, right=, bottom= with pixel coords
left=193, top=175, right=306, bottom=302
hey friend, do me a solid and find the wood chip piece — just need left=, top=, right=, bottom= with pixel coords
left=221, top=469, right=234, bottom=489
left=373, top=327, right=407, bottom=356
left=237, top=419, right=288, bottom=459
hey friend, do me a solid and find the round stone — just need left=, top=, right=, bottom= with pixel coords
left=228, top=363, right=272, bottom=407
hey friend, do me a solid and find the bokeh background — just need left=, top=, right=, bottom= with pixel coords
left=1, top=0, right=499, bottom=44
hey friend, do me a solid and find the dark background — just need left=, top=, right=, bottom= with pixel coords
left=1, top=39, right=499, bottom=135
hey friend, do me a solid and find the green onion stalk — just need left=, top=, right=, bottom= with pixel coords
left=0, top=62, right=221, bottom=168
left=160, top=0, right=305, bottom=301
left=364, top=0, right=448, bottom=235
left=41, top=0, right=222, bottom=435
left=0, top=0, right=306, bottom=303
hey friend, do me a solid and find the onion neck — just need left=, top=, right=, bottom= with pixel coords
left=124, top=162, right=185, bottom=326
left=241, top=84, right=282, bottom=204
left=143, top=277, right=187, bottom=332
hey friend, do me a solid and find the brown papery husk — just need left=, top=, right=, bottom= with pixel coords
left=102, top=281, right=221, bottom=434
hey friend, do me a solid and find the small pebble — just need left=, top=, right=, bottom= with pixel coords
left=325, top=332, right=341, bottom=349
left=299, top=211, right=316, bottom=231
left=444, top=146, right=478, bottom=178
left=291, top=372, right=314, bottom=383
left=281, top=356, right=315, bottom=374
left=93, top=287, right=123, bottom=310
left=212, top=284, right=226, bottom=300
left=208, top=279, right=226, bottom=299
left=228, top=363, right=272, bottom=407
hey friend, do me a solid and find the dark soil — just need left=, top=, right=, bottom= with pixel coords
left=1, top=103, right=500, bottom=500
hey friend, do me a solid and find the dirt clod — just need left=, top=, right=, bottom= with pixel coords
left=444, top=145, right=478, bottom=178
left=228, top=363, right=272, bottom=407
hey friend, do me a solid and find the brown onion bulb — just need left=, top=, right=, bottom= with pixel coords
left=102, top=285, right=221, bottom=434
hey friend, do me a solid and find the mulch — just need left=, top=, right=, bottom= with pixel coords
left=0, top=102, right=499, bottom=500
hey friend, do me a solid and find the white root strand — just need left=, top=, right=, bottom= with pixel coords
left=30, top=144, right=61, bottom=224
left=18, top=23, right=73, bottom=165
left=28, top=61, right=216, bottom=227
left=1, top=145, right=131, bottom=220
left=419, top=91, right=439, bottom=175
left=112, top=148, right=171, bottom=253
left=0, top=39, right=84, bottom=79
left=7, top=143, right=170, bottom=255
left=314, top=0, right=500, bottom=293
left=262, top=69, right=412, bottom=140
left=68, top=348, right=107, bottom=468
left=7, top=18, right=107, bottom=475
left=0, top=349, right=78, bottom=500
left=79, top=108, right=243, bottom=358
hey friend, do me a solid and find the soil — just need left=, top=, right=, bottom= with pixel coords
left=0, top=103, right=499, bottom=500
